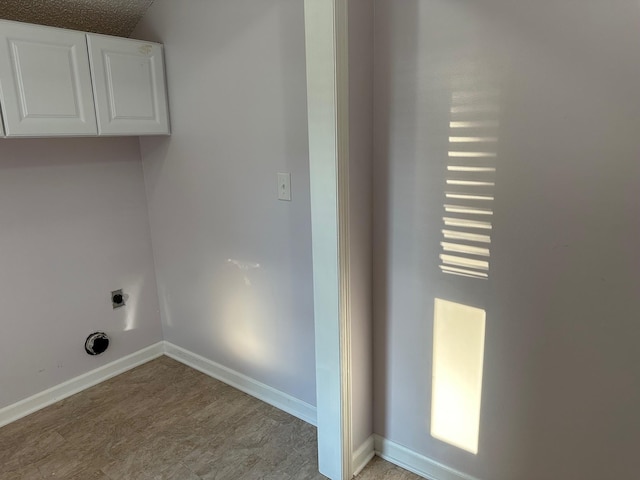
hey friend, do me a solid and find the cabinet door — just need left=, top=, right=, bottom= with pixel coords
left=0, top=21, right=98, bottom=136
left=87, top=35, right=170, bottom=136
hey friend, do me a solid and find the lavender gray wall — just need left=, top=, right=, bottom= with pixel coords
left=0, top=138, right=162, bottom=409
left=133, top=0, right=316, bottom=405
left=373, top=0, right=640, bottom=478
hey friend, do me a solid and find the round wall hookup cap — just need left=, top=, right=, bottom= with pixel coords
left=85, top=332, right=110, bottom=355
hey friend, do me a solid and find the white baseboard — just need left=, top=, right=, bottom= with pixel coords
left=353, top=434, right=375, bottom=476
left=0, top=341, right=478, bottom=480
left=0, top=340, right=317, bottom=430
left=0, top=342, right=165, bottom=428
left=374, top=435, right=480, bottom=480
left=164, top=342, right=317, bottom=426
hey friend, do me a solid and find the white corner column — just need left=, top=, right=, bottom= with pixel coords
left=304, top=1, right=353, bottom=479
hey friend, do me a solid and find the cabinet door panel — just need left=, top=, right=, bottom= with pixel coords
left=88, top=35, right=170, bottom=135
left=0, top=21, right=98, bottom=136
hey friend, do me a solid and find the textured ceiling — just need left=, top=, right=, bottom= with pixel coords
left=0, top=0, right=154, bottom=37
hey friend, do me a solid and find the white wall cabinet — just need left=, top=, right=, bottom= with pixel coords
left=0, top=20, right=98, bottom=137
left=88, top=35, right=170, bottom=136
left=0, top=20, right=170, bottom=138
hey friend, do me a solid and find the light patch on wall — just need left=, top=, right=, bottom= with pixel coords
left=219, top=259, right=285, bottom=373
left=450, top=121, right=499, bottom=128
left=222, top=289, right=269, bottom=365
left=228, top=258, right=261, bottom=286
left=440, top=80, right=500, bottom=279
left=448, top=151, right=496, bottom=158
left=431, top=298, right=486, bottom=455
left=220, top=281, right=271, bottom=369
left=158, top=285, right=174, bottom=328
left=123, top=276, right=144, bottom=332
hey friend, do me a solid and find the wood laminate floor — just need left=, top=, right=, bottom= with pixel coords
left=0, top=356, right=421, bottom=480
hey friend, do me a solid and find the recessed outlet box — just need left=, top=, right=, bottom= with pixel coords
left=111, top=289, right=125, bottom=309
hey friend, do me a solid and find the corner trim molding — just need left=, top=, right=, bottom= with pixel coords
left=163, top=342, right=317, bottom=427
left=304, top=0, right=353, bottom=477
left=374, top=435, right=480, bottom=480
left=353, top=435, right=375, bottom=477
left=335, top=0, right=353, bottom=475
left=0, top=341, right=165, bottom=428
